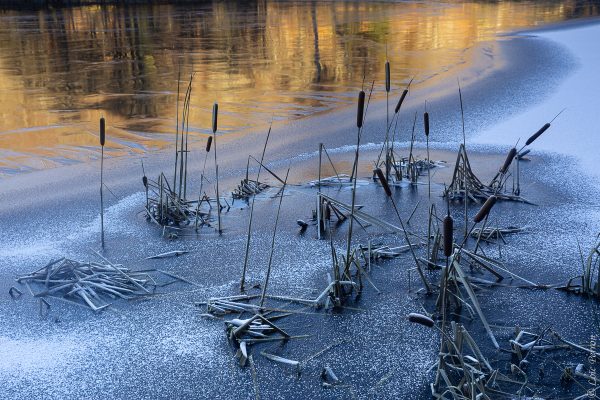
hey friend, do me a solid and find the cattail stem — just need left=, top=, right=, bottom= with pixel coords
left=426, top=135, right=431, bottom=201
left=346, top=90, right=367, bottom=269
left=241, top=124, right=273, bottom=292
left=375, top=78, right=413, bottom=173
left=260, top=166, right=291, bottom=309
left=318, top=143, right=323, bottom=190
left=183, top=85, right=192, bottom=200
left=473, top=213, right=490, bottom=254
left=375, top=168, right=432, bottom=293
left=245, top=155, right=250, bottom=182
left=463, top=154, right=468, bottom=239
left=424, top=110, right=431, bottom=200
left=100, top=146, right=104, bottom=249
left=385, top=61, right=391, bottom=180
left=317, top=143, right=323, bottom=240
left=100, top=117, right=105, bottom=249
left=386, top=89, right=390, bottom=180
left=173, top=69, right=181, bottom=191
left=212, top=102, right=221, bottom=235
left=215, top=164, right=221, bottom=234
left=408, top=111, right=417, bottom=183
left=181, top=75, right=193, bottom=200
left=195, top=137, right=212, bottom=231
left=515, top=153, right=521, bottom=196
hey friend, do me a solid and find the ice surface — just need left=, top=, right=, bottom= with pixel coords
left=473, top=22, right=600, bottom=182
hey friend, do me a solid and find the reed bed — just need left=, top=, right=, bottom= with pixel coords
left=13, top=256, right=188, bottom=312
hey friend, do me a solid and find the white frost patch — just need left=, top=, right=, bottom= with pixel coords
left=0, top=334, right=86, bottom=376
left=74, top=191, right=145, bottom=238
left=160, top=328, right=219, bottom=358
left=283, top=140, right=519, bottom=167
left=0, top=239, right=62, bottom=262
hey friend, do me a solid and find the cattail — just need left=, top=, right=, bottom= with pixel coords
left=394, top=89, right=408, bottom=114
left=374, top=168, right=392, bottom=197
left=385, top=61, right=391, bottom=93
left=525, top=123, right=550, bottom=146
left=499, top=147, right=517, bottom=174
left=205, top=135, right=213, bottom=152
left=212, top=103, right=218, bottom=133
left=517, top=149, right=531, bottom=159
left=408, top=313, right=434, bottom=328
left=423, top=112, right=429, bottom=137
left=443, top=215, right=453, bottom=257
left=142, top=175, right=148, bottom=188
left=99, top=117, right=106, bottom=146
left=357, top=91, right=365, bottom=128
left=474, top=195, right=497, bottom=223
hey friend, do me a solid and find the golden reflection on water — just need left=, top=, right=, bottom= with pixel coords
left=0, top=1, right=597, bottom=174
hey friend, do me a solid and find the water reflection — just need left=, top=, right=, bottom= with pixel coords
left=0, top=0, right=598, bottom=174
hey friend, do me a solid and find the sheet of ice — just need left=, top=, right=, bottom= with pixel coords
left=472, top=22, right=600, bottom=181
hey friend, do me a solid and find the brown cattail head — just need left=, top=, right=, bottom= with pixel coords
left=424, top=112, right=430, bottom=137
left=142, top=175, right=148, bottom=188
left=205, top=135, right=213, bottom=152
left=212, top=103, right=218, bottom=133
left=99, top=117, right=106, bottom=146
left=374, top=168, right=392, bottom=197
left=443, top=215, right=453, bottom=257
left=394, top=89, right=408, bottom=114
left=499, top=147, right=517, bottom=174
left=357, top=91, right=366, bottom=128
left=474, top=195, right=497, bottom=223
left=525, top=122, right=550, bottom=146
left=385, top=61, right=391, bottom=93
left=408, top=313, right=434, bottom=328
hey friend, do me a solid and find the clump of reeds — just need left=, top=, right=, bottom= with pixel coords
left=583, top=237, right=600, bottom=297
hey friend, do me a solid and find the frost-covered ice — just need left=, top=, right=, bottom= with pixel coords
left=473, top=22, right=600, bottom=182
left=75, top=192, right=146, bottom=237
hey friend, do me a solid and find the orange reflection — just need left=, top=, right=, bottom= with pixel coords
left=0, top=1, right=597, bottom=175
